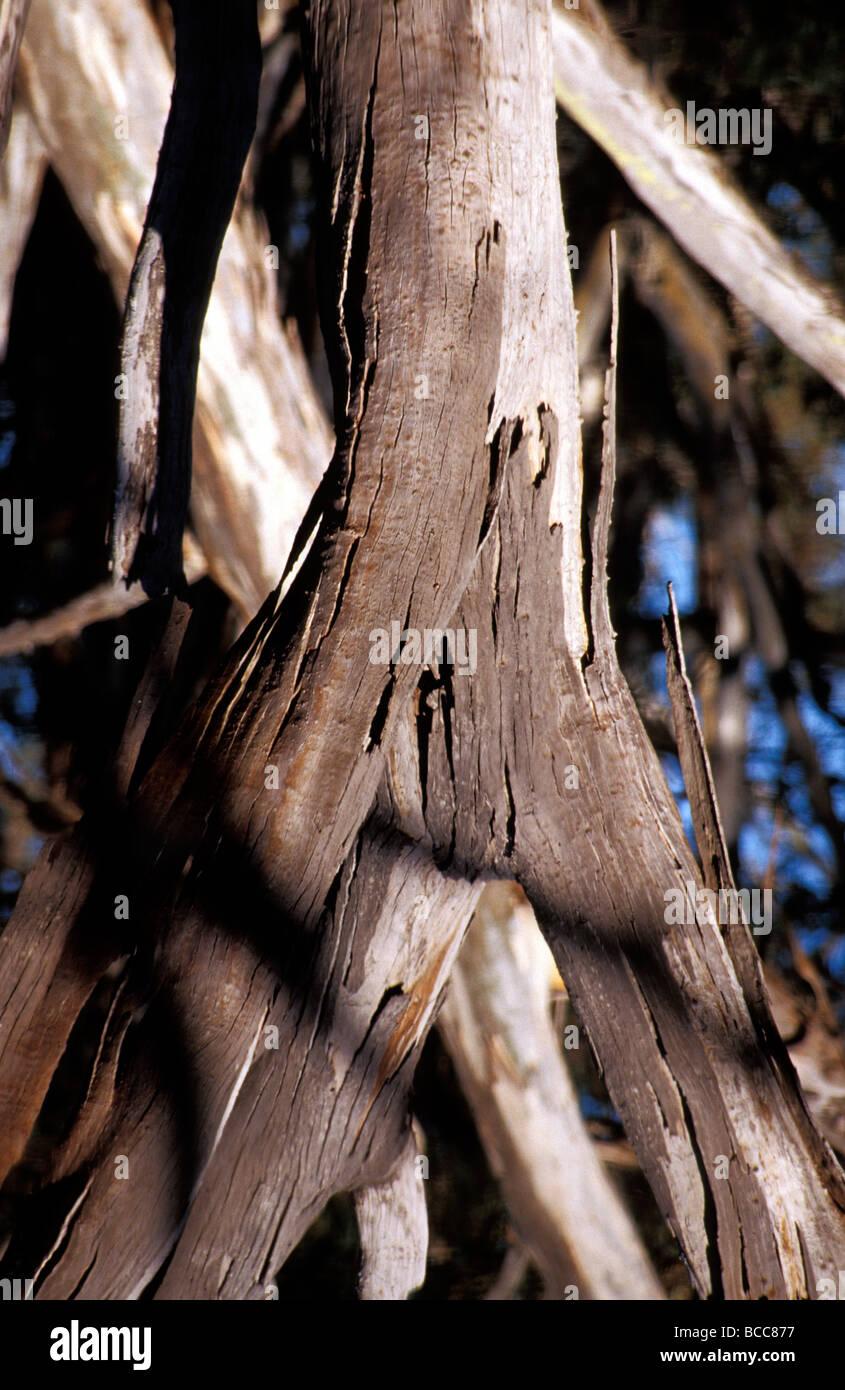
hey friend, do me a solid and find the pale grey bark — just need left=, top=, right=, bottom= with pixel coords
left=354, top=1132, right=428, bottom=1300
left=439, top=882, right=665, bottom=1300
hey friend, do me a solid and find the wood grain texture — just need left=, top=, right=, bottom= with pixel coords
left=2, top=0, right=845, bottom=1303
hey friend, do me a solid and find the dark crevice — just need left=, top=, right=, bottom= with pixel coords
left=324, top=837, right=357, bottom=932
left=532, top=405, right=552, bottom=488
left=391, top=592, right=415, bottom=665
left=340, top=29, right=381, bottom=430
left=416, top=668, right=439, bottom=823
left=795, top=1221, right=814, bottom=1301
left=580, top=416, right=598, bottom=671
left=321, top=534, right=360, bottom=650
left=738, top=1217, right=751, bottom=1299
left=278, top=457, right=342, bottom=591
left=349, top=983, right=404, bottom=1072
left=439, top=654, right=456, bottom=790
left=367, top=592, right=414, bottom=752
left=258, top=1177, right=300, bottom=1288
left=502, top=759, right=516, bottom=858
left=1, top=966, right=127, bottom=1206
left=437, top=653, right=457, bottom=867
left=509, top=416, right=523, bottom=456
left=66, top=1249, right=98, bottom=1302
left=366, top=670, right=395, bottom=751
left=366, top=1029, right=422, bottom=1098
left=0, top=1169, right=90, bottom=1296
left=675, top=1081, right=724, bottom=1300
left=471, top=227, right=489, bottom=305
left=491, top=522, right=502, bottom=648
left=477, top=418, right=510, bottom=551
left=341, top=345, right=379, bottom=521
left=138, top=1233, right=181, bottom=1301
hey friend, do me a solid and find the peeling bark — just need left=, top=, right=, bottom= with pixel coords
left=1, top=0, right=844, bottom=1304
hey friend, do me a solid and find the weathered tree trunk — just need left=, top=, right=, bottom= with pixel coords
left=1, top=0, right=845, bottom=1302
left=1, top=1, right=663, bottom=1298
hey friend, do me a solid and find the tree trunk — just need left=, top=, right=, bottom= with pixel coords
left=1, top=0, right=844, bottom=1301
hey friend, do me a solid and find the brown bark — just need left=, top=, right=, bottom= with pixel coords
left=1, top=0, right=519, bottom=1296
left=1, top=0, right=845, bottom=1303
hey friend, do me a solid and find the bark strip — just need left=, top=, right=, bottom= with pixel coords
left=110, top=1, right=262, bottom=595
left=17, top=0, right=331, bottom=617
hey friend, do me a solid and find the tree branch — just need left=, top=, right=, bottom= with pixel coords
left=553, top=0, right=845, bottom=399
